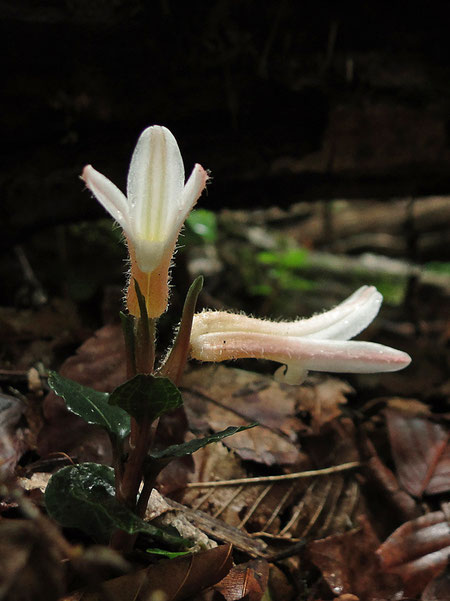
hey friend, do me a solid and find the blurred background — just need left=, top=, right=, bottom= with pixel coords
left=1, top=1, right=449, bottom=392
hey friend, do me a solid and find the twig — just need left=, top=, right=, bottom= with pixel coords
left=185, top=461, right=361, bottom=488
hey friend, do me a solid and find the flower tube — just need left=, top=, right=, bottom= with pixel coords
left=190, top=286, right=411, bottom=385
left=82, top=126, right=208, bottom=317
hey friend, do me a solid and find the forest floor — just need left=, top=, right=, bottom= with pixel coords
left=0, top=198, right=449, bottom=601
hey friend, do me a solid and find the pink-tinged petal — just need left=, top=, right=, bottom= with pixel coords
left=126, top=126, right=185, bottom=241
left=191, top=286, right=380, bottom=339
left=82, top=165, right=130, bottom=231
left=172, top=163, right=209, bottom=235
left=190, top=331, right=411, bottom=374
left=304, top=286, right=382, bottom=340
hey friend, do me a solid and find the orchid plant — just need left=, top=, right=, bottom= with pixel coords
left=44, top=125, right=411, bottom=554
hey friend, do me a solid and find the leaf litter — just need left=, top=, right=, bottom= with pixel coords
left=2, top=305, right=450, bottom=600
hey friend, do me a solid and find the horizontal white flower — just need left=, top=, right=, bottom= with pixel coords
left=82, top=126, right=208, bottom=316
left=190, top=286, right=411, bottom=385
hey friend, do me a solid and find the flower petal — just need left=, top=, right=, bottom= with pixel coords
left=82, top=165, right=130, bottom=232
left=172, top=163, right=209, bottom=236
left=127, top=126, right=185, bottom=242
left=303, top=286, right=382, bottom=340
left=191, top=286, right=380, bottom=339
left=190, top=331, right=411, bottom=375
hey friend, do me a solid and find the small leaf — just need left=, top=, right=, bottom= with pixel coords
left=160, top=275, right=203, bottom=385
left=146, top=548, right=191, bottom=559
left=45, top=463, right=189, bottom=547
left=48, top=371, right=130, bottom=439
left=150, top=424, right=258, bottom=460
left=109, top=374, right=183, bottom=421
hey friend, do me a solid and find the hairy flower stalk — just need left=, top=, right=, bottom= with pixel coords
left=190, top=286, right=411, bottom=385
left=82, top=126, right=208, bottom=317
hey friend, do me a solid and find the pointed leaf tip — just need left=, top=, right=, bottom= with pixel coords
left=48, top=371, right=130, bottom=439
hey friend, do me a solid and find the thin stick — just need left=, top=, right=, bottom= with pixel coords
left=185, top=461, right=361, bottom=488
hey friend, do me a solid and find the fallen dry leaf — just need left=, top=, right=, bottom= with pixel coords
left=377, top=508, right=450, bottom=596
left=80, top=544, right=233, bottom=601
left=359, top=431, right=420, bottom=523
left=183, top=415, right=364, bottom=541
left=214, top=558, right=269, bottom=601
left=182, top=366, right=308, bottom=466
left=386, top=409, right=450, bottom=496
left=421, top=563, right=450, bottom=601
left=0, top=519, right=66, bottom=601
left=309, top=516, right=401, bottom=600
left=294, top=375, right=353, bottom=433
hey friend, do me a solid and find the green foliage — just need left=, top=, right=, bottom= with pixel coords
left=109, top=374, right=183, bottom=422
left=149, top=424, right=258, bottom=460
left=425, top=261, right=450, bottom=274
left=257, top=247, right=308, bottom=268
left=45, top=463, right=190, bottom=547
left=371, top=278, right=406, bottom=306
left=48, top=371, right=130, bottom=439
left=248, top=246, right=315, bottom=296
left=185, top=209, right=218, bottom=244
left=146, top=548, right=191, bottom=559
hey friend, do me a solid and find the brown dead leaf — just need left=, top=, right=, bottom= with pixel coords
left=214, top=559, right=269, bottom=601
left=385, top=397, right=432, bottom=416
left=0, top=519, right=66, bottom=601
left=182, top=416, right=364, bottom=541
left=421, top=562, right=450, bottom=601
left=359, top=431, right=420, bottom=523
left=386, top=409, right=450, bottom=496
left=182, top=366, right=307, bottom=466
left=309, top=516, right=401, bottom=601
left=37, top=324, right=125, bottom=462
left=377, top=508, right=450, bottom=596
left=294, top=376, right=353, bottom=433
left=80, top=544, right=233, bottom=601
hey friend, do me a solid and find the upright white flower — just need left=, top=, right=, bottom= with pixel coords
left=82, top=126, right=208, bottom=317
left=190, top=286, right=411, bottom=384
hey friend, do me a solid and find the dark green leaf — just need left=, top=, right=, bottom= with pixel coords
left=150, top=424, right=258, bottom=460
left=48, top=371, right=130, bottom=439
left=45, top=463, right=190, bottom=547
left=109, top=374, right=183, bottom=421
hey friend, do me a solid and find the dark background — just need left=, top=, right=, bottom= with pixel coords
left=1, top=0, right=450, bottom=308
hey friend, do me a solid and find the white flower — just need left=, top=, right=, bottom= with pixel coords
left=190, top=286, right=411, bottom=385
left=82, top=126, right=208, bottom=316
